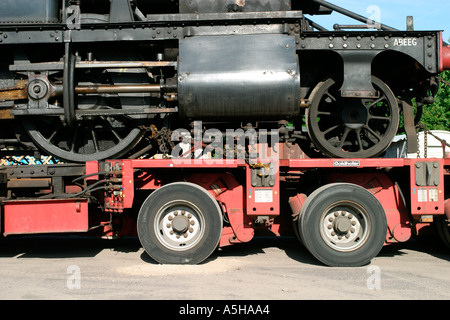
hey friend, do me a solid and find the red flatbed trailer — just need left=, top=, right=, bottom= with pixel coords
left=1, top=146, right=450, bottom=267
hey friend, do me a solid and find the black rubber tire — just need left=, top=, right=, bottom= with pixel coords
left=298, top=183, right=387, bottom=267
left=137, top=182, right=223, bottom=264
left=436, top=215, right=450, bottom=249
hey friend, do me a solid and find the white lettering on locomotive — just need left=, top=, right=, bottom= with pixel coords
left=393, top=38, right=418, bottom=47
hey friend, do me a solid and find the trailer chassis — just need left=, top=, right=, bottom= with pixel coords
left=1, top=145, right=449, bottom=267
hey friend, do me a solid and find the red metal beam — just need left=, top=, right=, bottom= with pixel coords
left=3, top=199, right=89, bottom=236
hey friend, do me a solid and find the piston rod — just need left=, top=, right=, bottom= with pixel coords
left=75, top=84, right=162, bottom=94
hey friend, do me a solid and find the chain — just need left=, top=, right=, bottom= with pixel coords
left=413, top=76, right=450, bottom=158
left=416, top=123, right=428, bottom=159
left=138, top=125, right=174, bottom=156
left=416, top=125, right=421, bottom=158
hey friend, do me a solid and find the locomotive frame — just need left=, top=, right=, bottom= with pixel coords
left=0, top=0, right=447, bottom=163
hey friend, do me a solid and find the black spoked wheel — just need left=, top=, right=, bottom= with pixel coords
left=298, top=183, right=387, bottom=267
left=306, top=76, right=399, bottom=158
left=137, top=182, right=223, bottom=265
left=22, top=56, right=151, bottom=162
left=22, top=115, right=144, bottom=162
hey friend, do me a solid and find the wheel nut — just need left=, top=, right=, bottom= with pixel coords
left=190, top=220, right=195, bottom=225
left=189, top=227, right=194, bottom=233
left=327, top=224, right=332, bottom=229
left=348, top=214, right=353, bottom=219
left=166, top=223, right=171, bottom=228
left=351, top=221, right=356, bottom=226
left=174, top=211, right=179, bottom=216
left=328, top=217, right=334, bottom=222
left=350, top=228, right=355, bottom=233
left=168, top=216, right=173, bottom=221
left=183, top=233, right=188, bottom=238
left=181, top=210, right=186, bottom=215
left=187, top=214, right=192, bottom=219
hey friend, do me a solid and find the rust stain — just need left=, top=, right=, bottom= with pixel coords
left=235, top=0, right=245, bottom=7
left=0, top=79, right=28, bottom=102
left=0, top=109, right=14, bottom=119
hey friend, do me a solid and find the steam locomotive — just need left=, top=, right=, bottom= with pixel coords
left=0, top=0, right=449, bottom=162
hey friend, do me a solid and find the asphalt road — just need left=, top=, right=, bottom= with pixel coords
left=0, top=233, right=449, bottom=302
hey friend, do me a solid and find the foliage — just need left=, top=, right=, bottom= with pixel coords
left=419, top=70, right=450, bottom=131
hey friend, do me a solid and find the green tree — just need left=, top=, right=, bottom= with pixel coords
left=419, top=70, right=450, bottom=131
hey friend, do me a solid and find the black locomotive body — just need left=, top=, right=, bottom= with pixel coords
left=0, top=0, right=447, bottom=162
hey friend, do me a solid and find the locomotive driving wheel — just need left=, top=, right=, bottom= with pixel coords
left=22, top=115, right=144, bottom=162
left=22, top=65, right=150, bottom=163
left=306, top=76, right=399, bottom=158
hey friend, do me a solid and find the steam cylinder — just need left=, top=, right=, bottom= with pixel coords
left=177, top=34, right=301, bottom=120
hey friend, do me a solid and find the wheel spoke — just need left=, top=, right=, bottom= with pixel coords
left=46, top=122, right=62, bottom=143
left=70, top=125, right=79, bottom=152
left=356, top=129, right=364, bottom=151
left=364, top=95, right=386, bottom=109
left=324, top=90, right=337, bottom=102
left=338, top=127, right=351, bottom=148
left=363, top=125, right=382, bottom=143
left=317, top=111, right=332, bottom=116
left=322, top=124, right=342, bottom=135
left=369, top=115, right=391, bottom=121
left=90, top=121, right=99, bottom=152
left=102, top=116, right=124, bottom=143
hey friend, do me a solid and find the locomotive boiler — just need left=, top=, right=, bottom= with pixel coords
left=0, top=0, right=449, bottom=162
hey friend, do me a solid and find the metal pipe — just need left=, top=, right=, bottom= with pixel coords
left=75, top=84, right=162, bottom=94
left=305, top=17, right=328, bottom=31
left=0, top=138, right=21, bottom=144
left=310, top=0, right=398, bottom=32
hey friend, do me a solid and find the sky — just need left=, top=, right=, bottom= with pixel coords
left=306, top=0, right=450, bottom=41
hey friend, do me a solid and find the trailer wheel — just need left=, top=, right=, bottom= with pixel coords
left=436, top=216, right=450, bottom=249
left=137, top=182, right=223, bottom=264
left=298, top=183, right=387, bottom=267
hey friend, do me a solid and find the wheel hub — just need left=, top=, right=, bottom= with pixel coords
left=341, top=103, right=367, bottom=130
left=334, top=216, right=352, bottom=234
left=172, top=215, right=189, bottom=233
left=321, top=207, right=368, bottom=252
left=156, top=204, right=203, bottom=251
